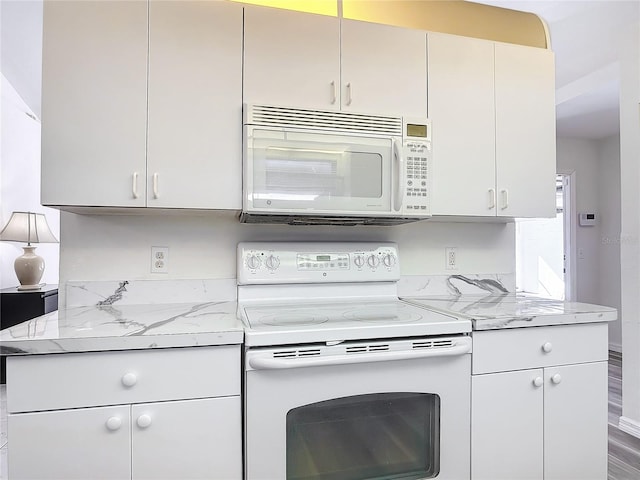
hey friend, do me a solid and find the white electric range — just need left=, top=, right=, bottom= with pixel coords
left=237, top=242, right=472, bottom=480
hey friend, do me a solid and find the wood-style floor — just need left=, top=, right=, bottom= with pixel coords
left=0, top=354, right=639, bottom=479
left=608, top=351, right=640, bottom=479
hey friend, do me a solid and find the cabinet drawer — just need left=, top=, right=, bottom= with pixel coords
left=7, top=345, right=240, bottom=413
left=472, top=323, right=608, bottom=374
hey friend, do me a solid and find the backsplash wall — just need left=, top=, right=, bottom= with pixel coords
left=58, top=211, right=515, bottom=306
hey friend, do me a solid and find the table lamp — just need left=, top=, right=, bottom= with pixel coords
left=0, top=211, right=59, bottom=290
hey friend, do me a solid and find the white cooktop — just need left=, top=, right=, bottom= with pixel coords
left=240, top=299, right=469, bottom=346
left=237, top=242, right=471, bottom=346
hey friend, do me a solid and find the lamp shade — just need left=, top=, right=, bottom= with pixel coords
left=0, top=211, right=58, bottom=245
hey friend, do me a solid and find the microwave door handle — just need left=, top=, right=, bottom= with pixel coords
left=392, top=138, right=404, bottom=211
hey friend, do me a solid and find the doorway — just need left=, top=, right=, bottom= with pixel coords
left=515, top=173, right=574, bottom=300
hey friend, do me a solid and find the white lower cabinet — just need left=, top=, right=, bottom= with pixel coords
left=7, top=347, right=242, bottom=480
left=471, top=324, right=608, bottom=480
left=9, top=405, right=132, bottom=480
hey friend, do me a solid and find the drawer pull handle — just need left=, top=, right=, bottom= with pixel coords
left=542, top=342, right=553, bottom=353
left=532, top=377, right=543, bottom=388
left=137, top=414, right=152, bottom=429
left=551, top=373, right=562, bottom=385
left=122, top=372, right=137, bottom=387
left=106, top=416, right=122, bottom=431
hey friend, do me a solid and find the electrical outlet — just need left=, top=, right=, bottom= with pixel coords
left=445, top=247, right=457, bottom=270
left=151, top=246, right=169, bottom=273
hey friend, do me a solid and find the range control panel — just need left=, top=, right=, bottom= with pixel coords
left=237, top=242, right=400, bottom=285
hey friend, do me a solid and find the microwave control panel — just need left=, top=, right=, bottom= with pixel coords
left=403, top=140, right=431, bottom=214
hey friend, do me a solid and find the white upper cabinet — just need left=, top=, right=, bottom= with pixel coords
left=428, top=34, right=556, bottom=219
left=41, top=0, right=243, bottom=210
left=243, top=7, right=341, bottom=109
left=495, top=42, right=557, bottom=218
left=148, top=0, right=243, bottom=209
left=243, top=7, right=427, bottom=118
left=41, top=0, right=148, bottom=207
left=427, top=33, right=496, bottom=216
left=341, top=20, right=427, bottom=117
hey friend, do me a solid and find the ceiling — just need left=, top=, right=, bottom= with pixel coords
left=472, top=0, right=639, bottom=139
left=1, top=1, right=638, bottom=140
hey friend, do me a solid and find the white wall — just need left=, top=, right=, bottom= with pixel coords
left=598, top=134, right=622, bottom=351
left=556, top=137, right=601, bottom=304
left=58, top=211, right=515, bottom=304
left=556, top=135, right=623, bottom=351
left=619, top=14, right=640, bottom=438
left=0, top=74, right=59, bottom=290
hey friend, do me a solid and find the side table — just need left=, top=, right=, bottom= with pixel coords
left=0, top=284, right=58, bottom=383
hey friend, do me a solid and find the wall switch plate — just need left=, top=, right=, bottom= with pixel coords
left=445, top=247, right=457, bottom=270
left=151, top=246, right=169, bottom=273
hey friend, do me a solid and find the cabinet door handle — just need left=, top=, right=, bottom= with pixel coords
left=551, top=373, right=562, bottom=385
left=106, top=416, right=122, bottom=431
left=488, top=188, right=496, bottom=209
left=501, top=189, right=509, bottom=209
left=132, top=172, right=139, bottom=199
left=542, top=342, right=553, bottom=353
left=330, top=81, right=337, bottom=104
left=532, top=377, right=543, bottom=388
left=153, top=173, right=159, bottom=199
left=137, top=414, right=152, bottom=429
left=121, top=372, right=137, bottom=387
left=345, top=82, right=352, bottom=106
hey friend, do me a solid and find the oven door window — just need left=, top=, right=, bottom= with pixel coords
left=286, top=392, right=440, bottom=480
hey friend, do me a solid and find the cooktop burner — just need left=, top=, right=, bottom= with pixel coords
left=343, top=305, right=421, bottom=323
left=259, top=313, right=329, bottom=326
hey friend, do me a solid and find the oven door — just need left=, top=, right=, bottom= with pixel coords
left=244, top=126, right=394, bottom=215
left=244, top=336, right=471, bottom=480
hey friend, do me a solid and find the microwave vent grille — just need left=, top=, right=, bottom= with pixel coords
left=247, top=104, right=403, bottom=136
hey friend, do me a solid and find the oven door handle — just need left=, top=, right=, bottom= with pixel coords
left=247, top=342, right=471, bottom=370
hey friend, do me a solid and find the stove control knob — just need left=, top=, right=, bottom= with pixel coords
left=382, top=253, right=397, bottom=268
left=246, top=254, right=261, bottom=270
left=367, top=254, right=380, bottom=268
left=354, top=255, right=365, bottom=268
left=265, top=255, right=280, bottom=271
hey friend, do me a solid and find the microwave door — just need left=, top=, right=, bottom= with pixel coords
left=248, top=129, right=392, bottom=214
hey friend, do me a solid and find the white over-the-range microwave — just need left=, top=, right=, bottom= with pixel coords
left=241, top=104, right=432, bottom=225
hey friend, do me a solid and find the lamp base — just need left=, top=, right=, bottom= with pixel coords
left=14, top=246, right=45, bottom=290
left=16, top=284, right=45, bottom=291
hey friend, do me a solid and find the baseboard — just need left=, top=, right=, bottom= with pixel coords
left=619, top=416, right=640, bottom=439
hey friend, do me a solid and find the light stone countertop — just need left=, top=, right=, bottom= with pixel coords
left=401, top=293, right=617, bottom=330
left=0, top=301, right=243, bottom=355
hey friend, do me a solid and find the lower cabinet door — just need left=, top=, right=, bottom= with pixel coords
left=8, top=405, right=131, bottom=480
left=544, top=361, right=608, bottom=480
left=131, top=396, right=242, bottom=480
left=472, top=369, right=544, bottom=480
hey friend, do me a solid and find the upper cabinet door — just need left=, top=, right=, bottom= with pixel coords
left=243, top=7, right=341, bottom=110
left=495, top=43, right=556, bottom=218
left=427, top=33, right=496, bottom=216
left=41, top=0, right=148, bottom=207
left=147, top=1, right=243, bottom=209
left=341, top=20, right=428, bottom=118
